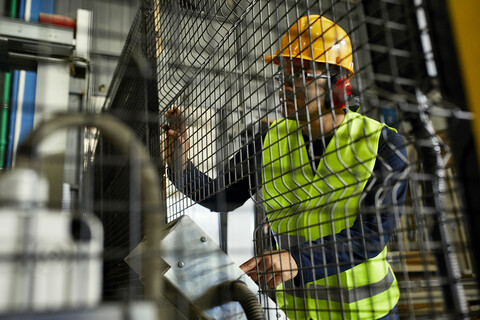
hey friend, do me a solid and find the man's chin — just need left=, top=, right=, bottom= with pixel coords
left=282, top=102, right=298, bottom=118
left=282, top=109, right=308, bottom=121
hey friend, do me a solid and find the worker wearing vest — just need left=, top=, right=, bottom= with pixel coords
left=163, top=14, right=407, bottom=320
left=262, top=114, right=399, bottom=320
left=240, top=16, right=403, bottom=319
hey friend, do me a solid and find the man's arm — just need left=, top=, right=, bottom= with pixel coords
left=168, top=156, right=254, bottom=212
left=288, top=127, right=409, bottom=286
left=164, top=108, right=265, bottom=212
left=240, top=250, right=298, bottom=288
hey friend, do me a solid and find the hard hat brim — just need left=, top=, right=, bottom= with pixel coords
left=264, top=54, right=279, bottom=65
left=264, top=53, right=355, bottom=77
left=264, top=15, right=355, bottom=76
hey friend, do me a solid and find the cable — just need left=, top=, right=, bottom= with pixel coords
left=220, top=280, right=266, bottom=320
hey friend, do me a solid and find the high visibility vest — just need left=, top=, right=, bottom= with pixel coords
left=262, top=111, right=399, bottom=320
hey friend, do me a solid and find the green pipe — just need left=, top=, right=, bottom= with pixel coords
left=10, top=0, right=18, bottom=18
left=0, top=72, right=11, bottom=168
left=0, top=0, right=19, bottom=168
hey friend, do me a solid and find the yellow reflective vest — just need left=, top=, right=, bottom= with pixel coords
left=262, top=111, right=399, bottom=320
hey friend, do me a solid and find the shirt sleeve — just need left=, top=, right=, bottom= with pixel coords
left=289, top=127, right=409, bottom=286
left=167, top=131, right=265, bottom=212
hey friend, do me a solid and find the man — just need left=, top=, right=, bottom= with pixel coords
left=163, top=15, right=408, bottom=320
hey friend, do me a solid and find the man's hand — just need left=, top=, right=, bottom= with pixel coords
left=161, top=106, right=189, bottom=171
left=240, top=250, right=298, bottom=288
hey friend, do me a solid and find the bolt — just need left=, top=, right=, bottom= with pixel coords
left=177, top=261, right=185, bottom=268
left=200, top=236, right=207, bottom=242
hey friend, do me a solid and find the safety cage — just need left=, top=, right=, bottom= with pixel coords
left=0, top=0, right=480, bottom=320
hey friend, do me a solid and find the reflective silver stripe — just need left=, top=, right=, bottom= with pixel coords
left=284, top=268, right=395, bottom=303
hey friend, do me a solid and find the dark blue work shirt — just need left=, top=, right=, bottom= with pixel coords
left=168, top=123, right=409, bottom=286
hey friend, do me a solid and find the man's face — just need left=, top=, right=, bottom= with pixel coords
left=279, top=58, right=338, bottom=123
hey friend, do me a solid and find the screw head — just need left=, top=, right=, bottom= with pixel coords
left=200, top=236, right=207, bottom=242
left=177, top=261, right=185, bottom=268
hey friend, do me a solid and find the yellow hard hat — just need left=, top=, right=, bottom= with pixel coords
left=265, top=15, right=354, bottom=76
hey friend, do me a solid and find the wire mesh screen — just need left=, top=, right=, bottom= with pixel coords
left=92, top=4, right=160, bottom=300
left=151, top=0, right=480, bottom=319
left=60, top=0, right=480, bottom=319
left=1, top=0, right=477, bottom=318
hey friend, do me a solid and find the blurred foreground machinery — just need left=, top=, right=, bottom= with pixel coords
left=0, top=113, right=275, bottom=320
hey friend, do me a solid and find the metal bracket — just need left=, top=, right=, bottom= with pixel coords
left=126, top=215, right=287, bottom=320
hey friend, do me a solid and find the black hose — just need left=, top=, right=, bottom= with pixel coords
left=220, top=280, right=266, bottom=320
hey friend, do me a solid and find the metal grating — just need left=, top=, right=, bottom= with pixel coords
left=152, top=0, right=480, bottom=319
left=93, top=4, right=160, bottom=301
left=91, top=0, right=480, bottom=319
